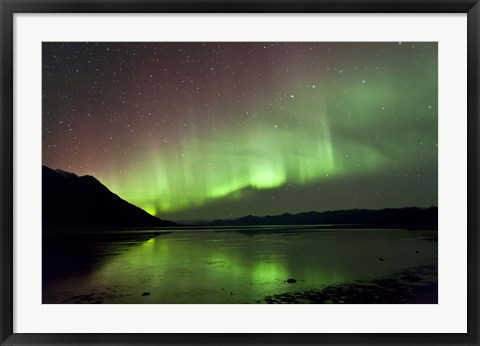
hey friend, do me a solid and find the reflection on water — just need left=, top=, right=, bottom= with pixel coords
left=43, top=227, right=437, bottom=303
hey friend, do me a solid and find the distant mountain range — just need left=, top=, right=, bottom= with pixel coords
left=208, top=207, right=438, bottom=230
left=42, top=166, right=176, bottom=231
left=42, top=166, right=437, bottom=231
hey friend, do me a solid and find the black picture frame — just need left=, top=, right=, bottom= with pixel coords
left=1, top=1, right=479, bottom=345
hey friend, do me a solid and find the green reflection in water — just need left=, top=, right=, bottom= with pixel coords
left=44, top=229, right=438, bottom=304
left=80, top=231, right=436, bottom=303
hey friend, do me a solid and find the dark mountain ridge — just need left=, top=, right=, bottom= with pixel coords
left=42, top=166, right=176, bottom=231
left=208, top=206, right=438, bottom=230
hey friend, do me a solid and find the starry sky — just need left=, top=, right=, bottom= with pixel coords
left=42, top=42, right=437, bottom=221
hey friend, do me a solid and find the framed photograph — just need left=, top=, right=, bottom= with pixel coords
left=1, top=0, right=478, bottom=345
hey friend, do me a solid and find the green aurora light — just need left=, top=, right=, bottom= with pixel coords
left=42, top=42, right=437, bottom=220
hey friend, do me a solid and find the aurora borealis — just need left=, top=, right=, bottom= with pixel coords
left=42, top=42, right=437, bottom=221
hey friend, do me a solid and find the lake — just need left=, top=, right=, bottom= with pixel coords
left=42, top=226, right=437, bottom=304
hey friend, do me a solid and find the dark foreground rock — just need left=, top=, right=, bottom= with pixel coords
left=259, top=265, right=437, bottom=304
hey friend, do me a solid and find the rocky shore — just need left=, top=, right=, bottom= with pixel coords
left=258, top=265, right=437, bottom=304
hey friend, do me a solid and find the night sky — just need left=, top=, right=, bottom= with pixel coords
left=42, top=42, right=437, bottom=221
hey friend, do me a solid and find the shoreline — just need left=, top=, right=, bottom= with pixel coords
left=258, top=265, right=438, bottom=304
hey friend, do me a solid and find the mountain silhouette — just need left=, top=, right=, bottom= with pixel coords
left=209, top=207, right=438, bottom=230
left=42, top=166, right=176, bottom=231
